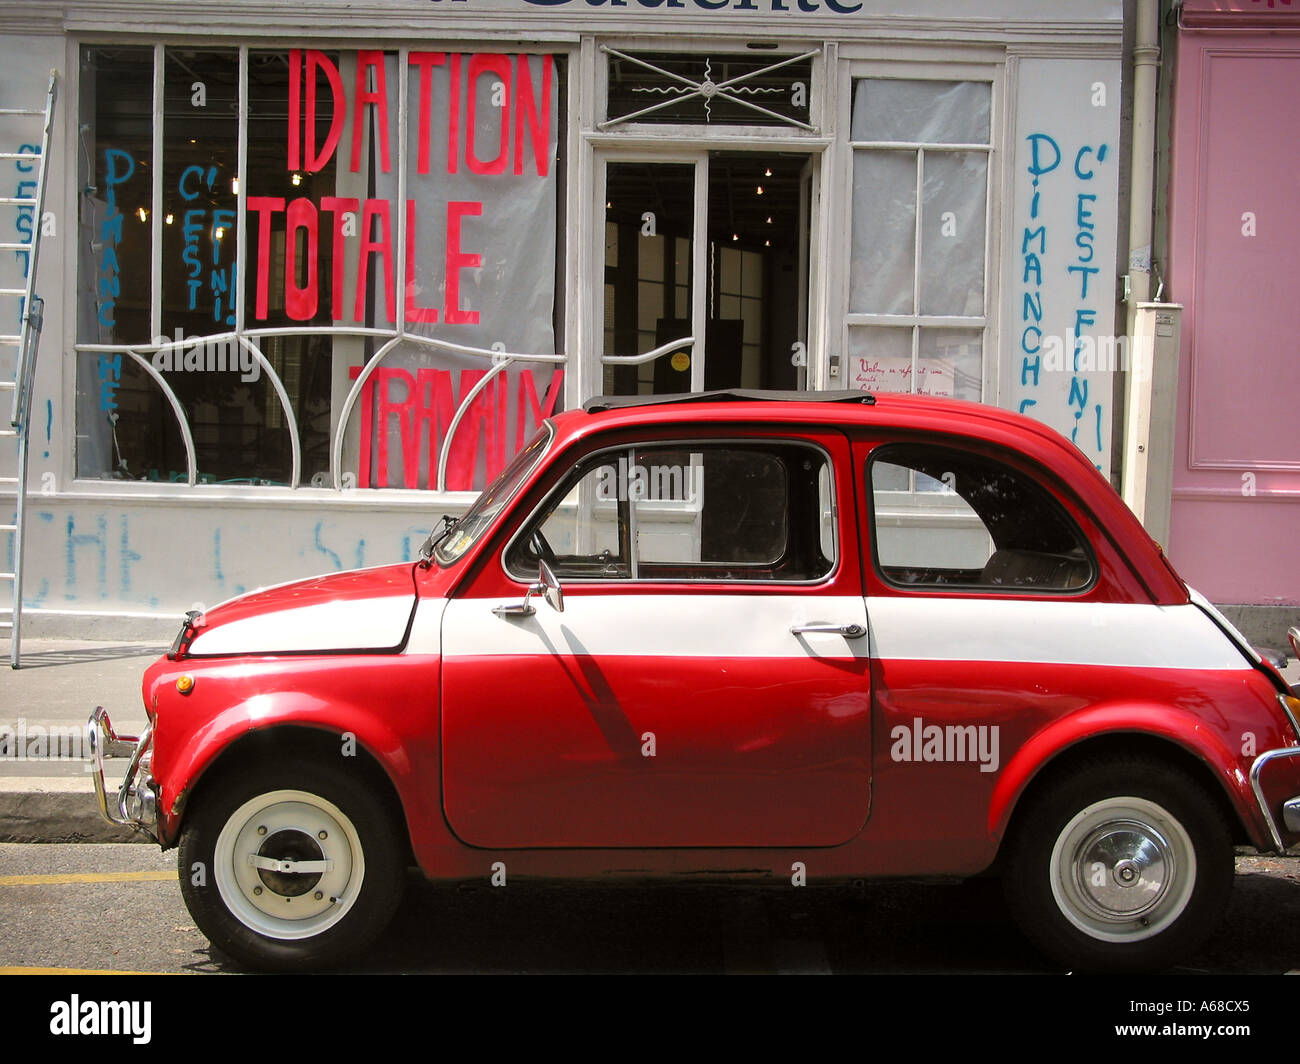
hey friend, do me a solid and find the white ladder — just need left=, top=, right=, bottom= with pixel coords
left=0, top=72, right=57, bottom=668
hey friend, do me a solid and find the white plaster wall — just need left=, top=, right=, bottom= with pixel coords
left=16, top=492, right=461, bottom=634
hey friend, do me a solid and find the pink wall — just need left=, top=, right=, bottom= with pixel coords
left=1167, top=20, right=1300, bottom=606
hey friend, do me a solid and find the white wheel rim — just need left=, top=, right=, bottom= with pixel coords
left=1049, top=796, right=1196, bottom=944
left=213, top=789, right=365, bottom=941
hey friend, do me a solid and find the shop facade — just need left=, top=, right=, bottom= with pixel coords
left=0, top=0, right=1126, bottom=634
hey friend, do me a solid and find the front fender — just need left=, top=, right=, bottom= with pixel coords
left=146, top=654, right=440, bottom=849
left=987, top=703, right=1268, bottom=850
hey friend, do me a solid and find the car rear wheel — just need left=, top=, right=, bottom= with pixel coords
left=1002, top=757, right=1234, bottom=971
left=178, top=759, right=406, bottom=971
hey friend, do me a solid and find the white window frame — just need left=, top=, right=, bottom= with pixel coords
left=833, top=57, right=1005, bottom=405
left=577, top=35, right=834, bottom=403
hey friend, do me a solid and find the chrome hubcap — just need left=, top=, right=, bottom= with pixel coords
left=1050, top=797, right=1195, bottom=943
left=1073, top=820, right=1172, bottom=920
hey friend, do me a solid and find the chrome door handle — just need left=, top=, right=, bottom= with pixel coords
left=790, top=622, right=866, bottom=639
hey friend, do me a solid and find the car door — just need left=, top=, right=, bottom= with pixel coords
left=440, top=427, right=872, bottom=849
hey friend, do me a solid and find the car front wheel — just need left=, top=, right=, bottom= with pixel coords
left=178, top=759, right=406, bottom=971
left=1002, top=757, right=1234, bottom=971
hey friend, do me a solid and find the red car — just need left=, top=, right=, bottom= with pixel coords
left=88, top=390, right=1300, bottom=971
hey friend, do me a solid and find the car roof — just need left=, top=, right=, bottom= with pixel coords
left=582, top=389, right=879, bottom=413
left=570, top=389, right=1080, bottom=455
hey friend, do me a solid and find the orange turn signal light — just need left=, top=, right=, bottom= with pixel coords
left=175, top=675, right=195, bottom=695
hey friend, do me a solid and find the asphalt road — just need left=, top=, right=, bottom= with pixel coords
left=3, top=843, right=1299, bottom=975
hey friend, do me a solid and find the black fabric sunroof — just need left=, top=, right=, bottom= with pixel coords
left=583, top=389, right=877, bottom=413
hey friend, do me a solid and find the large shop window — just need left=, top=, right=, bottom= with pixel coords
left=75, top=45, right=564, bottom=490
left=848, top=78, right=990, bottom=402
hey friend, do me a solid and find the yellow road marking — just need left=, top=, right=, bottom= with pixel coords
left=0, top=870, right=174, bottom=886
left=0, top=966, right=159, bottom=975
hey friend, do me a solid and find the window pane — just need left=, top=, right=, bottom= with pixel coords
left=642, top=447, right=786, bottom=566
left=244, top=49, right=339, bottom=329
left=741, top=251, right=762, bottom=298
left=851, top=79, right=990, bottom=144
left=638, top=232, right=663, bottom=281
left=76, top=45, right=155, bottom=478
left=604, top=162, right=694, bottom=394
left=162, top=49, right=240, bottom=336
left=848, top=326, right=912, bottom=394
left=77, top=46, right=154, bottom=346
left=870, top=443, right=1093, bottom=591
left=349, top=50, right=563, bottom=490
left=75, top=350, right=187, bottom=481
left=719, top=246, right=741, bottom=294
left=918, top=327, right=983, bottom=402
left=849, top=150, right=915, bottom=315
left=872, top=456, right=992, bottom=573
left=920, top=150, right=986, bottom=316
left=607, top=52, right=812, bottom=128
left=510, top=444, right=832, bottom=581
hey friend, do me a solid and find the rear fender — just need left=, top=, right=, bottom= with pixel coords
left=988, top=704, right=1268, bottom=849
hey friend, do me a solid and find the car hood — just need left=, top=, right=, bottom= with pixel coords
left=184, top=562, right=419, bottom=656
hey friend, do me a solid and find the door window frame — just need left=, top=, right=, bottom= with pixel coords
left=502, top=434, right=840, bottom=586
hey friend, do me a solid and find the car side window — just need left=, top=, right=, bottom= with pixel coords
left=506, top=442, right=835, bottom=583
left=869, top=442, right=1094, bottom=592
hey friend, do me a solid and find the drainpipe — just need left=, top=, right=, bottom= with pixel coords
left=1126, top=0, right=1160, bottom=312
left=1121, top=0, right=1181, bottom=545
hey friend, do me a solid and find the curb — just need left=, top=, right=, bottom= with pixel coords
left=0, top=778, right=150, bottom=844
left=2, top=710, right=153, bottom=843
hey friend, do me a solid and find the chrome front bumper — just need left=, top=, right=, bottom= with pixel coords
left=86, top=706, right=160, bottom=841
left=1249, top=693, right=1300, bottom=853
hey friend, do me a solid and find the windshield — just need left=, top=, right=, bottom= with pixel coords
left=434, top=422, right=555, bottom=566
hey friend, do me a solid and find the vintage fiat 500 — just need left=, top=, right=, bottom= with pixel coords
left=88, top=390, right=1300, bottom=971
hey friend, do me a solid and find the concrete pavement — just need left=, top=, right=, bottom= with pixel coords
left=0, top=637, right=1298, bottom=844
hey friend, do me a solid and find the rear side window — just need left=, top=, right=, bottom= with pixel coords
left=507, top=441, right=835, bottom=583
left=869, top=442, right=1094, bottom=592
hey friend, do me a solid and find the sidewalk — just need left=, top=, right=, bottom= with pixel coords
left=1, top=638, right=1298, bottom=844
left=1, top=640, right=164, bottom=842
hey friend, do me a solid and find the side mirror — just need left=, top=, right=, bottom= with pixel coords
left=493, top=561, right=564, bottom=618
left=538, top=559, right=564, bottom=613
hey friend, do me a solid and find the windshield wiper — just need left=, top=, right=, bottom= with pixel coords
left=418, top=514, right=460, bottom=566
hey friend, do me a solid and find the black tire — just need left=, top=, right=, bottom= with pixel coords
left=178, top=758, right=406, bottom=972
left=1002, top=757, right=1234, bottom=972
